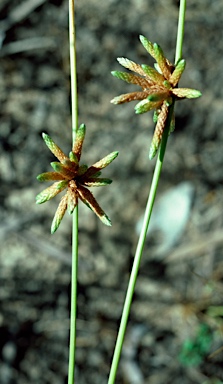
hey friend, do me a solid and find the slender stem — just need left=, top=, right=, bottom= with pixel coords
left=69, top=0, right=78, bottom=141
left=69, top=206, right=78, bottom=384
left=107, top=1, right=187, bottom=382
left=107, top=107, right=173, bottom=384
left=175, top=0, right=186, bottom=64
left=68, top=1, right=78, bottom=383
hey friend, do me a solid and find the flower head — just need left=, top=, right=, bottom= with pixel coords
left=111, top=35, right=202, bottom=159
left=36, top=124, right=118, bottom=233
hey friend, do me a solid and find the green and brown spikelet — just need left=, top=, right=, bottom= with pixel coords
left=111, top=35, right=202, bottom=159
left=36, top=124, right=118, bottom=233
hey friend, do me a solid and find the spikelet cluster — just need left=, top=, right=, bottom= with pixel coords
left=111, top=35, right=201, bottom=159
left=36, top=124, right=118, bottom=233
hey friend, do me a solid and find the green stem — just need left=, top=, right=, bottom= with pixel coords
left=68, top=206, right=78, bottom=384
left=69, top=0, right=78, bottom=141
left=175, top=0, right=187, bottom=64
left=107, top=1, right=186, bottom=383
left=107, top=106, right=173, bottom=384
left=68, top=1, right=78, bottom=383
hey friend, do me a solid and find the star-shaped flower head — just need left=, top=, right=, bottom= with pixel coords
left=111, top=35, right=202, bottom=159
left=36, top=124, right=118, bottom=233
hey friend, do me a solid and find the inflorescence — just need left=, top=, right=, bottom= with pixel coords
left=111, top=35, right=201, bottom=159
left=36, top=124, right=118, bottom=233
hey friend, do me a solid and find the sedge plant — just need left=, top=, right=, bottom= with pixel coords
left=34, top=0, right=202, bottom=382
left=107, top=0, right=201, bottom=382
left=35, top=0, right=118, bottom=382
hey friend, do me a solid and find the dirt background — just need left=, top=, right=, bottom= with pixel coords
left=1, top=0, right=223, bottom=383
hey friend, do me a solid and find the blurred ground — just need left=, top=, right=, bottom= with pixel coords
left=1, top=1, right=223, bottom=383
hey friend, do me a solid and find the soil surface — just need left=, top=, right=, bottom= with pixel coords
left=1, top=1, right=223, bottom=383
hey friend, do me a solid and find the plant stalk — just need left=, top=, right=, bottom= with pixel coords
left=68, top=0, right=78, bottom=383
left=107, top=1, right=186, bottom=382
left=107, top=106, right=173, bottom=384
left=175, top=0, right=187, bottom=63
left=69, top=0, right=78, bottom=142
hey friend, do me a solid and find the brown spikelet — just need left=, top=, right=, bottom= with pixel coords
left=117, top=58, right=146, bottom=77
left=51, top=194, right=68, bottom=234
left=111, top=91, right=149, bottom=104
left=149, top=102, right=169, bottom=159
